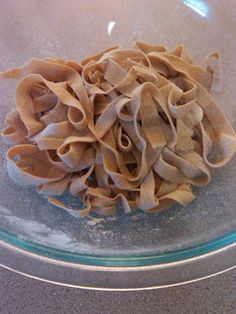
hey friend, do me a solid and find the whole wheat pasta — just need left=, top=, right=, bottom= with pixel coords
left=1, top=42, right=236, bottom=217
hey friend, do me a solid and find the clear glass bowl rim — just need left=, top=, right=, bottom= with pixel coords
left=0, top=228, right=235, bottom=267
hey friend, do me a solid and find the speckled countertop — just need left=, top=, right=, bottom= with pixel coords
left=0, top=268, right=235, bottom=314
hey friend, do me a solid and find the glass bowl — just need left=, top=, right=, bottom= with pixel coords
left=0, top=0, right=235, bottom=290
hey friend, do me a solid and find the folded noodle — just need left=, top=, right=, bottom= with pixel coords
left=1, top=42, right=236, bottom=217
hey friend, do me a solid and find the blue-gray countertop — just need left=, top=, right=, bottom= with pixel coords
left=0, top=268, right=235, bottom=314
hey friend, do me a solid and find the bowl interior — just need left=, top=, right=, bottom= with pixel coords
left=0, top=0, right=236, bottom=260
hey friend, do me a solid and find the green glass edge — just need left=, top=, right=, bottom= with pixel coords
left=0, top=228, right=236, bottom=266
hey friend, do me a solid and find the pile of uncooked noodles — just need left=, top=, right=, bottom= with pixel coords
left=1, top=42, right=236, bottom=217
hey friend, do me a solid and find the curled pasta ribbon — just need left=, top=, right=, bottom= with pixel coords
left=1, top=42, right=236, bottom=217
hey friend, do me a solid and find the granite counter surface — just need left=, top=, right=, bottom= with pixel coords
left=0, top=268, right=235, bottom=314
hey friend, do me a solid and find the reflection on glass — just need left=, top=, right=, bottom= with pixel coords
left=107, top=21, right=116, bottom=35
left=183, top=0, right=208, bottom=17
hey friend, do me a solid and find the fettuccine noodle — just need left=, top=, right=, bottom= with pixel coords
left=1, top=42, right=236, bottom=217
